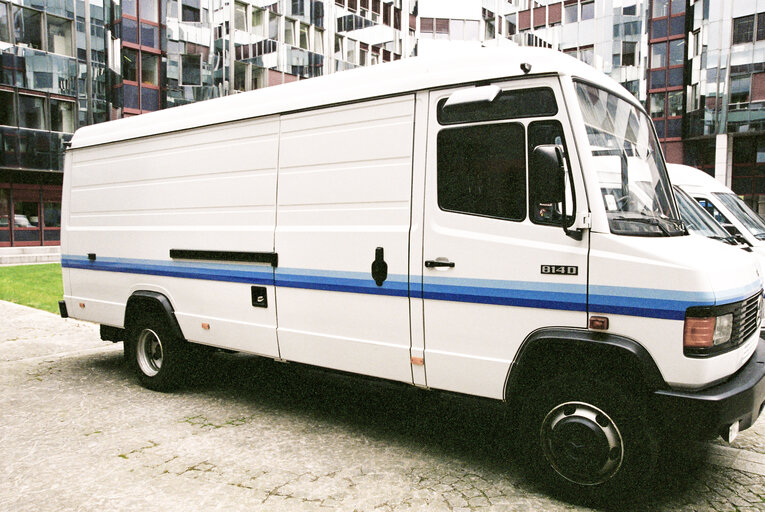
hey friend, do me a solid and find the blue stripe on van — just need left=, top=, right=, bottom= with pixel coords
left=61, top=254, right=761, bottom=320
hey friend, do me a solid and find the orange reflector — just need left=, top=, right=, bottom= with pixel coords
left=683, top=317, right=715, bottom=348
left=411, top=356, right=424, bottom=366
left=201, top=323, right=210, bottom=330
left=78, top=302, right=85, bottom=308
left=589, top=316, right=609, bottom=330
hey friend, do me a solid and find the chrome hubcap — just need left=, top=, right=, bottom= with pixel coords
left=540, top=401, right=624, bottom=486
left=136, top=328, right=163, bottom=377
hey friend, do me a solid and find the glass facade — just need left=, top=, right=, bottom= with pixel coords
left=6, top=0, right=765, bottom=246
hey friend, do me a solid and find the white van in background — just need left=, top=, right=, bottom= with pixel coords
left=60, top=46, right=765, bottom=495
left=668, top=163, right=765, bottom=254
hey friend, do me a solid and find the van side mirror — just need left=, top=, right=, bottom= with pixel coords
left=531, top=145, right=565, bottom=203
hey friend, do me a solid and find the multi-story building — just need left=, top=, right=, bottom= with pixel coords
left=0, top=0, right=109, bottom=247
left=3, top=0, right=765, bottom=247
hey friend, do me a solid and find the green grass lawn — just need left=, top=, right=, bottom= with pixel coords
left=0, top=264, right=63, bottom=314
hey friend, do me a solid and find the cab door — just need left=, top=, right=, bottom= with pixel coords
left=419, top=79, right=590, bottom=399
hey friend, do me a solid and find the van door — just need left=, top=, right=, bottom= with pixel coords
left=420, top=79, right=589, bottom=399
left=274, top=96, right=415, bottom=383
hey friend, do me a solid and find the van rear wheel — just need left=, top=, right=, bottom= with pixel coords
left=128, top=315, right=186, bottom=391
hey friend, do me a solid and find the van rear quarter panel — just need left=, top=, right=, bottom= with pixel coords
left=64, top=116, right=281, bottom=356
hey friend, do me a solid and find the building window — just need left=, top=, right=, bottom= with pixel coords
left=252, top=7, right=266, bottom=35
left=180, top=54, right=201, bottom=85
left=141, top=53, right=159, bottom=85
left=733, top=15, right=755, bottom=45
left=139, top=0, right=158, bottom=23
left=581, top=1, right=594, bottom=21
left=564, top=4, right=577, bottom=23
left=650, top=42, right=666, bottom=68
left=18, top=94, right=46, bottom=130
left=50, top=99, right=75, bottom=133
left=0, top=3, right=11, bottom=43
left=122, top=47, right=138, bottom=82
left=730, top=75, right=751, bottom=106
left=13, top=6, right=43, bottom=50
left=622, top=41, right=637, bottom=67
left=667, top=90, right=683, bottom=117
left=122, top=17, right=139, bottom=44
left=653, top=0, right=669, bottom=18
left=47, top=15, right=73, bottom=57
left=670, top=0, right=685, bottom=14
left=579, top=46, right=594, bottom=65
left=234, top=2, right=247, bottom=31
left=438, top=122, right=526, bottom=222
left=0, top=89, right=14, bottom=126
left=123, top=0, right=137, bottom=17
left=622, top=3, right=636, bottom=16
left=299, top=23, right=309, bottom=50
left=759, top=13, right=765, bottom=41
left=669, top=39, right=684, bottom=66
left=650, top=93, right=665, bottom=118
left=181, top=0, right=201, bottom=22
left=140, top=23, right=159, bottom=48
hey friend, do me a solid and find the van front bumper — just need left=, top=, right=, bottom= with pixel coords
left=651, top=338, right=765, bottom=441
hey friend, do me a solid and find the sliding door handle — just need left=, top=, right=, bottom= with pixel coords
left=425, top=259, right=455, bottom=268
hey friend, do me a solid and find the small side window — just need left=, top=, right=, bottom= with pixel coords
left=437, top=123, right=526, bottom=221
left=696, top=198, right=730, bottom=224
left=437, top=87, right=558, bottom=125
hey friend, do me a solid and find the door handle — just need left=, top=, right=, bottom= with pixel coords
left=425, top=260, right=455, bottom=268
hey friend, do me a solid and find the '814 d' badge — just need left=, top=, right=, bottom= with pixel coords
left=541, top=265, right=578, bottom=276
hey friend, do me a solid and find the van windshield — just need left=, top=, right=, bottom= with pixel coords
left=714, top=192, right=765, bottom=240
left=575, top=81, right=685, bottom=236
left=675, top=186, right=737, bottom=243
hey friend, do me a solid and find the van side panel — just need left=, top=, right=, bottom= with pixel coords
left=63, top=116, right=281, bottom=357
left=275, top=95, right=415, bottom=383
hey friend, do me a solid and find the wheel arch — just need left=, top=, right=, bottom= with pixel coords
left=124, top=290, right=186, bottom=342
left=504, top=328, right=668, bottom=402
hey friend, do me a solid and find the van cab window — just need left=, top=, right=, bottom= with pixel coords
left=437, top=87, right=557, bottom=125
left=437, top=123, right=526, bottom=221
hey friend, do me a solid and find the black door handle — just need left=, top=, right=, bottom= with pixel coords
left=425, top=260, right=455, bottom=268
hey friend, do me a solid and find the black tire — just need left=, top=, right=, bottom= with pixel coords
left=518, top=376, right=658, bottom=499
left=129, top=314, right=186, bottom=392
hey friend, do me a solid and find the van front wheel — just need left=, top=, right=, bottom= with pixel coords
left=520, top=377, right=657, bottom=496
left=128, top=316, right=185, bottom=391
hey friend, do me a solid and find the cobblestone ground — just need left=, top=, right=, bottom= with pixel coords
left=3, top=300, right=765, bottom=511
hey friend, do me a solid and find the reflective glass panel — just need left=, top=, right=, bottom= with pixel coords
left=141, top=86, right=159, bottom=111
left=50, top=99, right=74, bottom=132
left=13, top=201, right=39, bottom=227
left=234, top=2, right=246, bottom=30
left=653, top=0, right=668, bottom=17
left=650, top=93, right=665, bottom=118
left=43, top=202, right=61, bottom=227
left=140, top=23, right=158, bottom=47
left=123, top=83, right=139, bottom=109
left=122, top=47, right=138, bottom=81
left=181, top=53, right=201, bottom=85
left=670, top=0, right=685, bottom=14
left=581, top=1, right=594, bottom=20
left=122, top=18, right=138, bottom=43
left=123, top=0, right=137, bottom=17
left=48, top=15, right=73, bottom=56
left=651, top=42, right=667, bottom=69
left=14, top=7, right=42, bottom=50
left=18, top=95, right=45, bottom=130
left=139, top=0, right=158, bottom=22
left=733, top=16, right=754, bottom=45
left=0, top=3, right=10, bottom=43
left=141, top=53, right=159, bottom=84
left=669, top=39, right=684, bottom=66
left=564, top=4, right=577, bottom=23
left=0, top=89, right=14, bottom=126
left=667, top=90, right=683, bottom=116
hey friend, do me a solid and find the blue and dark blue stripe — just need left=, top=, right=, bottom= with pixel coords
left=61, top=254, right=761, bottom=321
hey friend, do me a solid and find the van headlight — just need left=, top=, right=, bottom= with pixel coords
left=683, top=314, right=732, bottom=350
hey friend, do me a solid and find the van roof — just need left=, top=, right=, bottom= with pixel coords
left=70, top=45, right=638, bottom=150
left=667, top=163, right=731, bottom=193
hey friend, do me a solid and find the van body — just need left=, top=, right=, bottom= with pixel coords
left=60, top=47, right=765, bottom=492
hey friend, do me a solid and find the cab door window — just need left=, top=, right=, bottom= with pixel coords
left=437, top=122, right=526, bottom=221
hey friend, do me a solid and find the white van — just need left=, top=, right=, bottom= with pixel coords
left=60, top=46, right=765, bottom=493
left=668, top=163, right=765, bottom=255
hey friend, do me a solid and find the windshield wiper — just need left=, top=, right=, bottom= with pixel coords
left=612, top=215, right=671, bottom=235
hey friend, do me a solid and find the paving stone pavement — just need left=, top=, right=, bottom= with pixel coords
left=3, top=299, right=765, bottom=511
